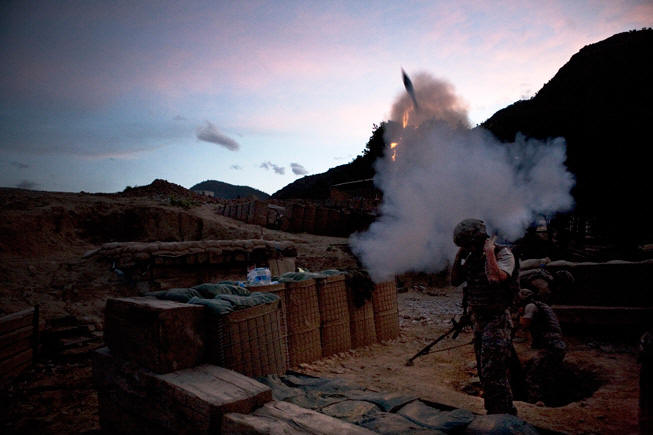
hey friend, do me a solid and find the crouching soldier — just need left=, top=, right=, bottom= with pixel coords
left=519, top=268, right=575, bottom=304
left=451, top=218, right=518, bottom=415
left=517, top=289, right=566, bottom=404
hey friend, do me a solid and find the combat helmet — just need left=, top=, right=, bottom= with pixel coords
left=453, top=218, right=488, bottom=247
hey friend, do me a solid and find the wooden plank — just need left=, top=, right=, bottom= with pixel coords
left=93, top=348, right=272, bottom=433
left=0, top=360, right=30, bottom=383
left=0, top=325, right=32, bottom=350
left=223, top=400, right=375, bottom=434
left=0, top=336, right=31, bottom=361
left=155, top=364, right=272, bottom=417
left=0, top=308, right=34, bottom=335
left=32, top=304, right=39, bottom=361
left=0, top=348, right=32, bottom=381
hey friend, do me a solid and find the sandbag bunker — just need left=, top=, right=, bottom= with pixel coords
left=95, top=270, right=399, bottom=432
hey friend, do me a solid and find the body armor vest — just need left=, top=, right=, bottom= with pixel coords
left=464, top=247, right=514, bottom=312
left=530, top=301, right=563, bottom=348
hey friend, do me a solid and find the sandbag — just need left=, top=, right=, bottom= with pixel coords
left=187, top=296, right=234, bottom=315
left=146, top=288, right=201, bottom=303
left=192, top=282, right=250, bottom=297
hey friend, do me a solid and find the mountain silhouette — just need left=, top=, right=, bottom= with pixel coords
left=191, top=180, right=270, bottom=200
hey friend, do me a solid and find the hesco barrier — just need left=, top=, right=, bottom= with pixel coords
left=372, top=280, right=400, bottom=341
left=206, top=299, right=287, bottom=378
left=290, top=204, right=305, bottom=233
left=240, top=202, right=250, bottom=221
left=327, top=209, right=341, bottom=236
left=347, top=288, right=377, bottom=348
left=249, top=282, right=289, bottom=368
left=302, top=205, right=316, bottom=234
left=249, top=200, right=268, bottom=226
left=315, top=207, right=329, bottom=235
left=315, top=274, right=351, bottom=357
left=284, top=279, right=321, bottom=366
left=219, top=199, right=379, bottom=237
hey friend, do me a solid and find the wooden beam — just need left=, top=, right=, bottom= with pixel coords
left=0, top=308, right=34, bottom=335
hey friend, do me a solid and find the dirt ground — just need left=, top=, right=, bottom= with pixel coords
left=0, top=185, right=643, bottom=434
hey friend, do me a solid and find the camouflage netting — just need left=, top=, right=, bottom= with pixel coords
left=258, top=373, right=539, bottom=434
left=147, top=282, right=279, bottom=315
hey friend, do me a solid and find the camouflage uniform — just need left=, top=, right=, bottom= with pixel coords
left=452, top=219, right=518, bottom=415
left=463, top=249, right=519, bottom=415
left=521, top=300, right=566, bottom=403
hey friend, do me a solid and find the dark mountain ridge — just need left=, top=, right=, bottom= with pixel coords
left=191, top=180, right=270, bottom=200
left=482, top=28, right=653, bottom=242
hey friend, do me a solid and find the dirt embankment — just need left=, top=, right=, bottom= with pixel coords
left=0, top=184, right=356, bottom=324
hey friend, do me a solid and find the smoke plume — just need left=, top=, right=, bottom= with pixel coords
left=350, top=73, right=574, bottom=282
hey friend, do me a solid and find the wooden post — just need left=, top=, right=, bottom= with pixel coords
left=32, top=304, right=39, bottom=362
left=641, top=330, right=653, bottom=435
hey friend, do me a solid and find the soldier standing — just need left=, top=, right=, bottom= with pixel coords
left=451, top=219, right=518, bottom=415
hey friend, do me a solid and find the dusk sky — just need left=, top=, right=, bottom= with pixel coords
left=1, top=1, right=651, bottom=195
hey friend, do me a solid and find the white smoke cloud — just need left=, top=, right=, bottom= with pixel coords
left=196, top=121, right=240, bottom=151
left=291, top=162, right=308, bottom=175
left=260, top=161, right=285, bottom=174
left=350, top=73, right=574, bottom=282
